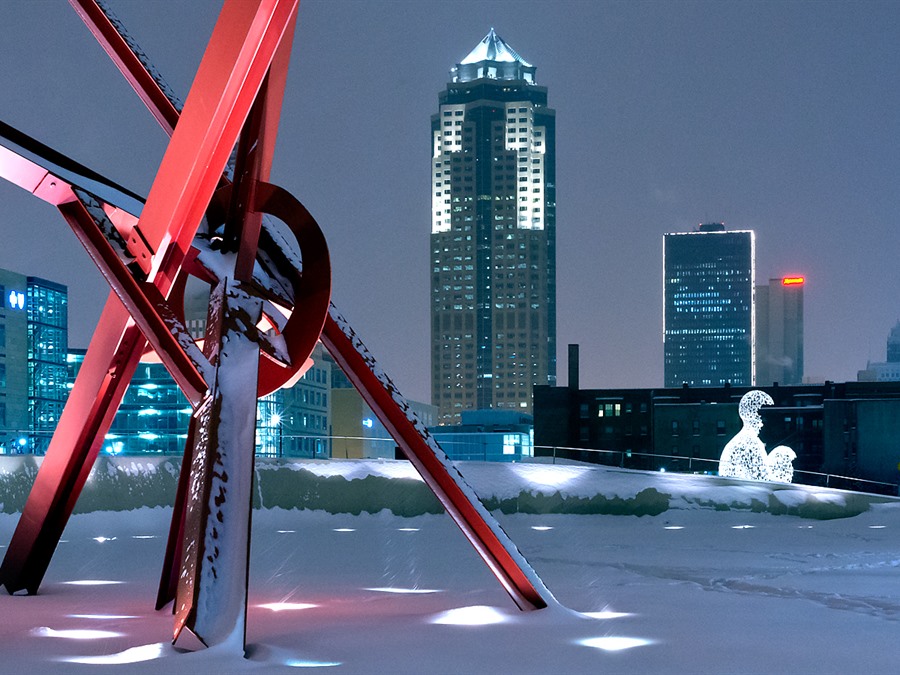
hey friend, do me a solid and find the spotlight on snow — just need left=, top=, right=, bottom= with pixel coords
left=277, top=530, right=296, bottom=534
left=869, top=525, right=886, bottom=529
left=332, top=528, right=356, bottom=533
left=131, top=535, right=157, bottom=539
left=258, top=602, right=318, bottom=612
left=285, top=659, right=342, bottom=668
left=92, top=536, right=117, bottom=543
left=577, top=636, right=653, bottom=652
left=397, top=527, right=420, bottom=532
left=731, top=525, right=755, bottom=529
left=62, top=580, right=125, bottom=586
left=60, top=643, right=165, bottom=664
left=580, top=610, right=634, bottom=620
left=531, top=526, right=554, bottom=531
left=35, top=627, right=123, bottom=640
left=664, top=526, right=684, bottom=530
left=429, top=605, right=510, bottom=626
left=510, top=464, right=585, bottom=489
left=365, top=587, right=441, bottom=594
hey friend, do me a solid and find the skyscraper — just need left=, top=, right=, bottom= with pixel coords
left=431, top=29, right=556, bottom=424
left=663, top=223, right=755, bottom=387
left=756, top=276, right=804, bottom=385
left=0, top=268, right=68, bottom=454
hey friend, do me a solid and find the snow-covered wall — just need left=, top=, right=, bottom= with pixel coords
left=0, top=456, right=896, bottom=520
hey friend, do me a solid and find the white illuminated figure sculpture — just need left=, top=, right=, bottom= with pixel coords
left=719, top=391, right=795, bottom=483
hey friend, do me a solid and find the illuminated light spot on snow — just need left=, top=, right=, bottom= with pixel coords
left=131, top=535, right=157, bottom=539
left=578, top=636, right=653, bottom=651
left=35, top=627, right=123, bottom=640
left=365, top=587, right=441, bottom=594
left=430, top=605, right=510, bottom=626
left=731, top=525, right=755, bottom=529
left=509, top=464, right=586, bottom=489
left=869, top=525, right=886, bottom=529
left=92, top=536, right=117, bottom=543
left=531, top=526, right=554, bottom=531
left=285, top=659, right=342, bottom=668
left=258, top=602, right=318, bottom=612
left=332, top=528, right=356, bottom=533
left=397, top=527, right=420, bottom=532
left=581, top=610, right=633, bottom=620
left=61, top=642, right=165, bottom=664
left=798, top=525, right=814, bottom=529
left=277, top=530, right=296, bottom=534
left=664, top=526, right=684, bottom=530
left=68, top=614, right=138, bottom=620
left=63, top=580, right=125, bottom=586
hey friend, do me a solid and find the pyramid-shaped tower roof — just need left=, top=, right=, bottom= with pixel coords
left=460, top=28, right=532, bottom=67
left=451, top=29, right=537, bottom=84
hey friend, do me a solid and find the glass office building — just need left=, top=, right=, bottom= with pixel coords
left=664, top=224, right=755, bottom=387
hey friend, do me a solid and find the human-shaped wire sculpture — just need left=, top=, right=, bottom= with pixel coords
left=718, top=390, right=795, bottom=483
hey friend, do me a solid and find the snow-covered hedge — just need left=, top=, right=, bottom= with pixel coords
left=0, top=456, right=895, bottom=519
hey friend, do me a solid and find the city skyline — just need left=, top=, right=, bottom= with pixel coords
left=0, top=1, right=897, bottom=404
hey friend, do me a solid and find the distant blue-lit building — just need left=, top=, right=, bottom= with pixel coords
left=0, top=269, right=68, bottom=454
left=67, top=341, right=333, bottom=457
left=430, top=409, right=533, bottom=462
left=664, top=223, right=755, bottom=387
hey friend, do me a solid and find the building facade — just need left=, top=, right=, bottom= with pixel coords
left=756, top=276, right=804, bottom=385
left=0, top=269, right=68, bottom=455
left=664, top=223, right=754, bottom=387
left=431, top=29, right=556, bottom=424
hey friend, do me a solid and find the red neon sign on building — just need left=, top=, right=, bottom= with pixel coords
left=782, top=276, right=805, bottom=286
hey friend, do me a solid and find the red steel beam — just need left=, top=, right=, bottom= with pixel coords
left=321, top=309, right=550, bottom=611
left=69, top=0, right=180, bottom=135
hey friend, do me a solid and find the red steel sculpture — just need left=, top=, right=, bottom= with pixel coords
left=0, top=0, right=552, bottom=649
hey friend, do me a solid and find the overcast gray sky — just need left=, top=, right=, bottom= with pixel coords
left=0, top=0, right=898, bottom=403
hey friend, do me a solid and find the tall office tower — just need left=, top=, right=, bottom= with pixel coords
left=887, top=321, right=900, bottom=363
left=0, top=268, right=68, bottom=454
left=756, top=276, right=804, bottom=385
left=663, top=223, right=755, bottom=387
left=431, top=29, right=556, bottom=424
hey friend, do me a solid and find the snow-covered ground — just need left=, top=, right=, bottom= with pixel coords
left=1, top=460, right=899, bottom=673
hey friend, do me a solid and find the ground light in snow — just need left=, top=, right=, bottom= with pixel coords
left=576, top=636, right=655, bottom=652
left=92, top=536, right=117, bottom=543
left=531, top=525, right=554, bottom=531
left=732, top=525, right=755, bottom=529
left=60, top=642, right=166, bottom=665
left=284, top=659, right=342, bottom=668
left=35, top=627, right=124, bottom=640
left=397, top=527, right=419, bottom=532
left=869, top=525, right=886, bottom=529
left=332, top=528, right=356, bottom=532
left=365, top=587, right=441, bottom=594
left=257, top=602, right=318, bottom=612
left=62, top=579, right=125, bottom=586
left=664, top=526, right=684, bottom=530
left=277, top=530, right=296, bottom=533
left=580, top=609, right=634, bottom=620
left=429, top=605, right=510, bottom=626
left=131, top=535, right=157, bottom=539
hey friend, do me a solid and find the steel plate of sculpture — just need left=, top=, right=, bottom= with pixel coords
left=719, top=390, right=795, bottom=483
left=0, top=0, right=552, bottom=651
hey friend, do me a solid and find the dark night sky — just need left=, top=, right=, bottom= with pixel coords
left=0, top=1, right=898, bottom=403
